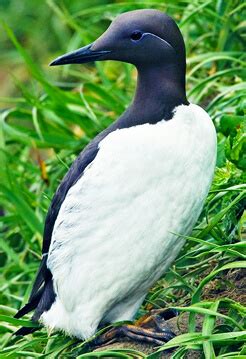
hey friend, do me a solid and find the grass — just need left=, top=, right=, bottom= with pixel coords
left=0, top=0, right=245, bottom=357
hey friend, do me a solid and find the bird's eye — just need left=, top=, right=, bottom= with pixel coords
left=130, top=31, right=143, bottom=41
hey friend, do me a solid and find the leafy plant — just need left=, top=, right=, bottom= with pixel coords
left=0, top=0, right=245, bottom=358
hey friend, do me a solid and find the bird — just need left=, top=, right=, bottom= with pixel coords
left=15, top=9, right=217, bottom=345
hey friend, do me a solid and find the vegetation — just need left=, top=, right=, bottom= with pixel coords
left=0, top=0, right=245, bottom=357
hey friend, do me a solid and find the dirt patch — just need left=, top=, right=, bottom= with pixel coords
left=202, top=268, right=246, bottom=304
left=93, top=268, right=245, bottom=358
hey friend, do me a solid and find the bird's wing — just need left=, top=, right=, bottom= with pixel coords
left=42, top=138, right=100, bottom=255
left=15, top=124, right=116, bottom=322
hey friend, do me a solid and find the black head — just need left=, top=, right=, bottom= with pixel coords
left=51, top=9, right=188, bottom=118
left=50, top=10, right=186, bottom=81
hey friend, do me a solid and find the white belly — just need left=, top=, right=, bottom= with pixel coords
left=42, top=104, right=216, bottom=339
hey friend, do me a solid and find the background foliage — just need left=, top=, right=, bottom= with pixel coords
left=0, top=0, right=245, bottom=358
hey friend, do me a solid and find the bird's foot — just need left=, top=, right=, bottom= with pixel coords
left=93, top=308, right=177, bottom=347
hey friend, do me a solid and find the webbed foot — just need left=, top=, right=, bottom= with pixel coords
left=93, top=308, right=177, bottom=347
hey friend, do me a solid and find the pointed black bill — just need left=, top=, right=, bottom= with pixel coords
left=49, top=44, right=111, bottom=66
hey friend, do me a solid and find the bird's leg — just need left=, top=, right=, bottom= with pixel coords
left=135, top=308, right=178, bottom=327
left=92, top=308, right=177, bottom=347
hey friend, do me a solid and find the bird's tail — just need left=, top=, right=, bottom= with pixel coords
left=14, top=258, right=56, bottom=336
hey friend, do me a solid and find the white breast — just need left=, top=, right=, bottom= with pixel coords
left=42, top=104, right=216, bottom=339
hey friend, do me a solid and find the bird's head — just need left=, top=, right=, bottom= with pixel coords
left=50, top=9, right=186, bottom=72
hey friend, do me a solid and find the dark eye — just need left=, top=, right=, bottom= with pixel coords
left=130, top=31, right=143, bottom=41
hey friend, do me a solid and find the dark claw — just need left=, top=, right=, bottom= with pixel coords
left=90, top=308, right=178, bottom=348
left=91, top=323, right=176, bottom=348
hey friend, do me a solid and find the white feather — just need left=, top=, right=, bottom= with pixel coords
left=41, top=104, right=216, bottom=339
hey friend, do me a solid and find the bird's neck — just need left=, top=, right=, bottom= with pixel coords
left=115, top=64, right=188, bottom=128
left=133, top=64, right=188, bottom=118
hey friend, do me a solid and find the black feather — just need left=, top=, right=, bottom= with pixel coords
left=14, top=288, right=43, bottom=319
left=29, top=255, right=50, bottom=301
left=15, top=326, right=40, bottom=336
left=14, top=280, right=55, bottom=337
left=32, top=279, right=56, bottom=321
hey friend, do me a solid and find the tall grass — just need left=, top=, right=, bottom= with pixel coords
left=0, top=0, right=245, bottom=357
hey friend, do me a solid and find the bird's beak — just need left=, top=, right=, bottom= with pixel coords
left=49, top=43, right=111, bottom=66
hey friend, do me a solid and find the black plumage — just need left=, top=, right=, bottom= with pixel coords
left=15, top=9, right=188, bottom=335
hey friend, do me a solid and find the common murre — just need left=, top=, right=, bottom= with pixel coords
left=15, top=9, right=217, bottom=345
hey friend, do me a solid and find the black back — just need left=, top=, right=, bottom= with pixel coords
left=15, top=9, right=188, bottom=332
